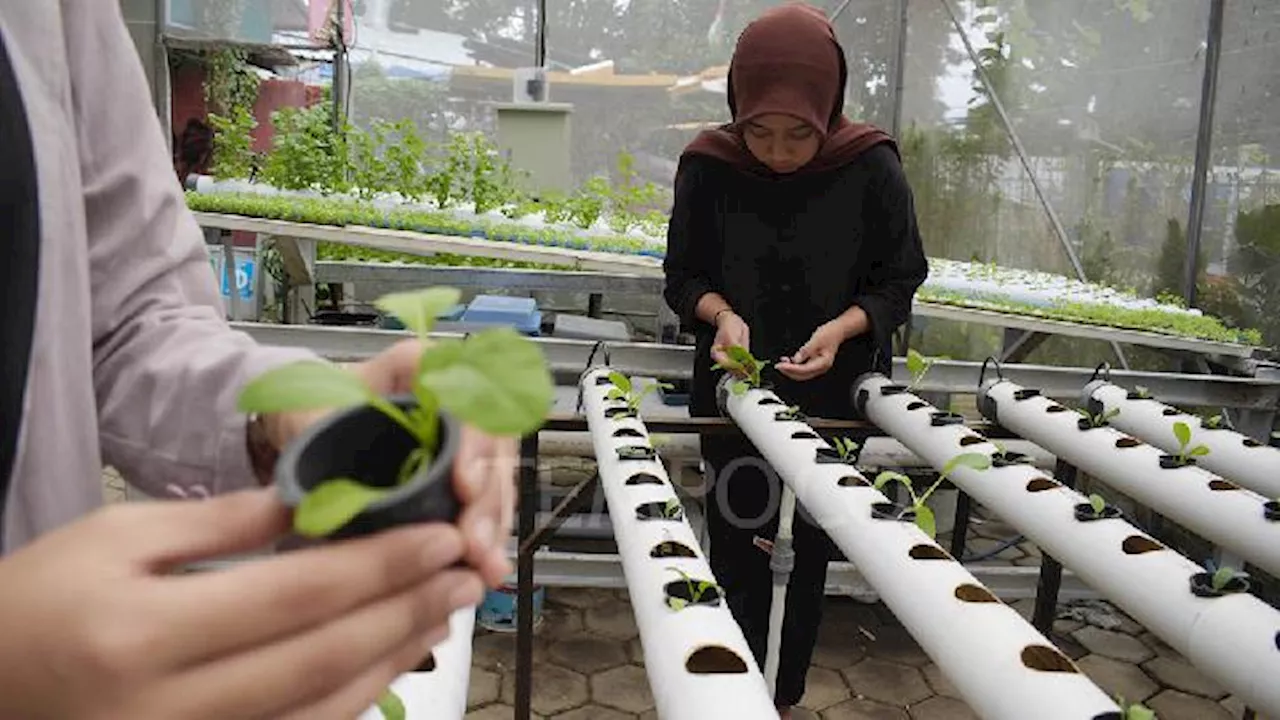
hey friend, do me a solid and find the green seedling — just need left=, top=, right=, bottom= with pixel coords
left=1087, top=493, right=1108, bottom=518
left=605, top=371, right=673, bottom=412
left=874, top=453, right=992, bottom=538
left=376, top=689, right=407, bottom=720
left=664, top=566, right=721, bottom=611
left=712, top=344, right=769, bottom=395
left=1205, top=559, right=1250, bottom=593
left=237, top=286, right=554, bottom=538
left=905, top=349, right=934, bottom=391
left=833, top=437, right=861, bottom=462
left=663, top=497, right=684, bottom=519
left=1116, top=697, right=1155, bottom=720
left=1077, top=406, right=1120, bottom=428
left=1202, top=414, right=1228, bottom=430
left=1172, top=421, right=1210, bottom=464
left=1131, top=385, right=1154, bottom=399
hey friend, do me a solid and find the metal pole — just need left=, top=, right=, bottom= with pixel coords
left=534, top=0, right=547, bottom=67
left=890, top=0, right=910, bottom=136
left=514, top=434, right=539, bottom=720
left=937, top=0, right=1129, bottom=369
left=1184, top=0, right=1226, bottom=308
left=332, top=0, right=349, bottom=133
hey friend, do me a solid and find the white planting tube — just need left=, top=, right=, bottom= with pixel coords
left=720, top=379, right=1119, bottom=720
left=357, top=607, right=475, bottom=720
left=1083, top=379, right=1280, bottom=499
left=859, top=373, right=1280, bottom=715
left=581, top=368, right=776, bottom=719
left=977, top=378, right=1280, bottom=578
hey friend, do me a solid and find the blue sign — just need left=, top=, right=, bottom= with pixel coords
left=210, top=254, right=257, bottom=301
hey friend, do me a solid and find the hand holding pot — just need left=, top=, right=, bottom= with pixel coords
left=711, top=311, right=751, bottom=375
left=0, top=489, right=482, bottom=720
left=776, top=320, right=848, bottom=381
left=262, top=339, right=518, bottom=588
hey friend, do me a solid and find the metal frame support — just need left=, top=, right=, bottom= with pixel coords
left=948, top=491, right=973, bottom=560
left=890, top=0, right=910, bottom=136
left=1031, top=460, right=1077, bottom=634
left=515, top=434, right=539, bottom=720
left=1183, top=0, right=1227, bottom=308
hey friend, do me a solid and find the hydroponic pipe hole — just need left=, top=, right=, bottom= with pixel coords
left=1014, top=388, right=1041, bottom=401
left=415, top=652, right=437, bottom=672
left=626, top=473, right=663, bottom=486
left=880, top=384, right=908, bottom=396
left=930, top=412, right=965, bottom=427
left=1115, top=437, right=1141, bottom=449
left=651, top=541, right=697, bottom=558
left=1122, top=536, right=1164, bottom=555
left=791, top=431, right=820, bottom=440
left=1026, top=478, right=1060, bottom=492
left=617, top=445, right=656, bottom=461
left=991, top=451, right=1033, bottom=468
left=665, top=579, right=722, bottom=608
left=1159, top=455, right=1196, bottom=469
left=871, top=503, right=916, bottom=522
left=686, top=645, right=748, bottom=674
left=1208, top=479, right=1240, bottom=491
left=1021, top=645, right=1078, bottom=673
left=906, top=401, right=927, bottom=411
left=1274, top=631, right=1279, bottom=652
left=605, top=407, right=638, bottom=420
left=838, top=476, right=869, bottom=487
left=1244, top=437, right=1264, bottom=448
left=954, top=584, right=999, bottom=603
left=594, top=376, right=612, bottom=386
left=757, top=397, right=783, bottom=406
left=775, top=408, right=805, bottom=422
left=612, top=428, right=643, bottom=438
left=959, top=435, right=986, bottom=446
left=815, top=447, right=856, bottom=465
left=1045, top=404, right=1069, bottom=413
left=910, top=545, right=953, bottom=561
left=1162, top=408, right=1180, bottom=417
left=1265, top=501, right=1280, bottom=522
left=636, top=502, right=683, bottom=521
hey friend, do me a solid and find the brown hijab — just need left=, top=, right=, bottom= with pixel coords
left=681, top=2, right=895, bottom=177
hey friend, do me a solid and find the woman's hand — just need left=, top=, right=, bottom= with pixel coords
left=0, top=490, right=483, bottom=720
left=262, top=339, right=517, bottom=588
left=711, top=311, right=751, bottom=374
left=776, top=315, right=859, bottom=381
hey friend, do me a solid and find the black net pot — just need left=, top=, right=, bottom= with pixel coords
left=275, top=395, right=462, bottom=541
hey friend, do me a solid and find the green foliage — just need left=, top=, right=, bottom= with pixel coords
left=208, top=107, right=258, bottom=181
left=1204, top=559, right=1250, bottom=594
left=606, top=372, right=672, bottom=413
left=1087, top=493, right=1108, bottom=517
left=905, top=349, right=934, bottom=390
left=1116, top=698, right=1155, bottom=720
left=874, top=453, right=991, bottom=538
left=261, top=104, right=351, bottom=194
left=664, top=566, right=720, bottom=611
left=203, top=46, right=259, bottom=117
left=833, top=437, right=861, bottom=462
left=237, top=286, right=553, bottom=537
left=712, top=345, right=769, bottom=395
left=1172, top=421, right=1210, bottom=464
left=376, top=689, right=406, bottom=720
left=1076, top=406, right=1120, bottom=428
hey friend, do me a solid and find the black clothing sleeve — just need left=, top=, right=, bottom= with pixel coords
left=850, top=148, right=928, bottom=351
left=663, top=157, right=718, bottom=328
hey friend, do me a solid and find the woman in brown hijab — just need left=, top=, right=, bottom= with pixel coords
left=663, top=3, right=928, bottom=714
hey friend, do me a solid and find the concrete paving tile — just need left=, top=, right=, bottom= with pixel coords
left=1076, top=654, right=1158, bottom=703
left=467, top=668, right=500, bottom=709
left=471, top=631, right=547, bottom=673
left=551, top=704, right=636, bottom=720
left=921, top=664, right=959, bottom=699
left=584, top=599, right=640, bottom=640
left=626, top=637, right=646, bottom=664
left=1009, top=598, right=1035, bottom=622
left=1049, top=630, right=1090, bottom=660
left=907, top=696, right=979, bottom=720
left=1073, top=626, right=1154, bottom=664
left=822, top=698, right=910, bottom=719
left=499, top=662, right=589, bottom=716
left=812, top=629, right=869, bottom=670
left=466, top=703, right=542, bottom=720
left=840, top=658, right=931, bottom=706
left=590, top=665, right=654, bottom=714
left=1137, top=631, right=1181, bottom=660
left=547, top=588, right=615, bottom=610
left=859, top=625, right=931, bottom=667
left=964, top=536, right=1026, bottom=561
left=547, top=635, right=629, bottom=674
left=538, top=605, right=585, bottom=637
left=1141, top=656, right=1226, bottom=699
left=800, top=666, right=851, bottom=711
left=1146, top=689, right=1235, bottom=720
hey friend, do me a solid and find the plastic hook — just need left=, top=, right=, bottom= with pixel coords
left=978, top=356, right=1004, bottom=389
left=1089, top=362, right=1112, bottom=384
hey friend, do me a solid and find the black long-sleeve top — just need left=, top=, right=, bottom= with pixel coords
left=663, top=143, right=929, bottom=419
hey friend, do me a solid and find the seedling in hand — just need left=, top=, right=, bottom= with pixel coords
left=874, top=453, right=992, bottom=538
left=1077, top=406, right=1120, bottom=429
left=606, top=371, right=673, bottom=413
left=376, top=689, right=407, bottom=720
left=664, top=566, right=722, bottom=611
left=237, top=286, right=553, bottom=538
left=712, top=344, right=769, bottom=395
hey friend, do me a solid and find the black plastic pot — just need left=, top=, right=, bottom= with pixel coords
left=815, top=447, right=858, bottom=465
left=929, top=411, right=965, bottom=427
left=1189, top=572, right=1251, bottom=598
left=1159, top=455, right=1196, bottom=470
left=1073, top=502, right=1122, bottom=522
left=1264, top=501, right=1280, bottom=522
left=871, top=502, right=916, bottom=522
left=604, top=406, right=638, bottom=420
left=1077, top=417, right=1104, bottom=431
left=275, top=396, right=461, bottom=540
left=991, top=451, right=1034, bottom=468
left=880, top=384, right=909, bottom=396
left=616, top=445, right=656, bottom=461
left=664, top=579, right=723, bottom=609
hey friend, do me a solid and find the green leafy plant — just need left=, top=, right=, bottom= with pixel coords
left=375, top=688, right=407, bottom=720
left=662, top=497, right=683, bottom=520
left=237, top=286, right=554, bottom=538
left=1131, top=385, right=1154, bottom=400
left=605, top=371, right=673, bottom=413
left=664, top=566, right=721, bottom=611
left=712, top=345, right=770, bottom=395
left=832, top=437, right=861, bottom=462
left=1115, top=697, right=1155, bottom=720
left=905, top=349, right=934, bottom=391
left=1076, top=406, right=1120, bottom=429
left=1087, top=493, right=1109, bottom=518
left=260, top=104, right=351, bottom=194
left=1172, top=421, right=1210, bottom=464
left=874, top=453, right=992, bottom=537
left=208, top=106, right=259, bottom=181
left=1204, top=559, right=1250, bottom=594
left=1202, top=414, right=1228, bottom=430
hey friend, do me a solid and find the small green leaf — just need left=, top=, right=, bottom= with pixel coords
left=376, top=688, right=407, bottom=720
left=943, top=452, right=992, bottom=477
left=666, top=596, right=688, bottom=611
left=874, top=471, right=911, bottom=491
left=914, top=505, right=937, bottom=539
left=729, top=380, right=748, bottom=396
left=607, top=371, right=632, bottom=394
left=606, top=388, right=626, bottom=400
left=906, top=349, right=926, bottom=378
left=1089, top=493, right=1107, bottom=515
left=1104, top=408, right=1121, bottom=421
left=1173, top=421, right=1192, bottom=449
left=375, top=287, right=461, bottom=338
left=1211, top=565, right=1234, bottom=591
left=1123, top=704, right=1155, bottom=720
left=237, top=360, right=371, bottom=414
left=1188, top=444, right=1210, bottom=457
left=725, top=345, right=755, bottom=368
left=294, top=478, right=388, bottom=538
left=418, top=328, right=553, bottom=436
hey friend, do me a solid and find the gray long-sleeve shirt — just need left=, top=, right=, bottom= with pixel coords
left=1, top=2, right=315, bottom=552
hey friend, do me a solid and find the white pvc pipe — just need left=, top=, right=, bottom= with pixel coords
left=861, top=373, right=1280, bottom=715
left=1084, top=380, right=1280, bottom=499
left=357, top=607, right=475, bottom=720
left=763, top=486, right=796, bottom=699
left=581, top=368, right=776, bottom=719
left=978, top=378, right=1280, bottom=578
left=722, top=380, right=1119, bottom=720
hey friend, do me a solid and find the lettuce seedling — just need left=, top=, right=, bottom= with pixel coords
left=712, top=344, right=769, bottom=395
left=1172, top=421, right=1210, bottom=464
left=664, top=566, right=722, bottom=611
left=237, top=286, right=554, bottom=538
left=874, top=453, right=992, bottom=538
left=905, top=349, right=935, bottom=391
left=606, top=371, right=673, bottom=412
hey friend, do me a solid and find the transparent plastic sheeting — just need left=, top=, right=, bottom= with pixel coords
left=1084, top=380, right=1280, bottom=499
left=580, top=368, right=776, bottom=719
left=356, top=606, right=474, bottom=720
left=721, top=381, right=1118, bottom=720
left=978, top=379, right=1280, bottom=579
left=858, top=373, right=1280, bottom=715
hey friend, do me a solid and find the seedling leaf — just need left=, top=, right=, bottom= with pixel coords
left=376, top=689, right=407, bottom=720
left=914, top=504, right=937, bottom=539
left=1173, top=421, right=1192, bottom=449
left=1089, top=493, right=1107, bottom=516
left=375, top=287, right=461, bottom=338
left=418, top=328, right=554, bottom=435
left=606, top=388, right=626, bottom=400
left=874, top=471, right=911, bottom=491
left=294, top=478, right=388, bottom=538
left=237, top=360, right=371, bottom=414
left=943, top=452, right=992, bottom=477
left=607, top=371, right=632, bottom=394
left=1188, top=445, right=1210, bottom=457
left=1122, top=703, right=1155, bottom=720
left=906, top=349, right=926, bottom=378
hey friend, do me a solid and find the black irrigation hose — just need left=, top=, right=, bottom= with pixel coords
left=961, top=534, right=1027, bottom=564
